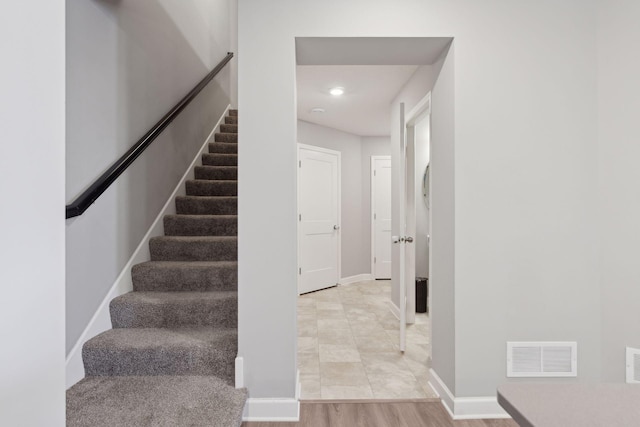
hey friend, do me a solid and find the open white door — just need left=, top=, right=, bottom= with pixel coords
left=298, top=144, right=341, bottom=295
left=394, top=97, right=431, bottom=352
left=393, top=103, right=407, bottom=352
left=404, top=126, right=417, bottom=324
left=402, top=93, right=432, bottom=349
left=371, top=156, right=392, bottom=279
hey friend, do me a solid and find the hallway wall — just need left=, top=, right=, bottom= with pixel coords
left=597, top=0, right=640, bottom=382
left=297, top=120, right=367, bottom=278
left=65, top=0, right=235, bottom=354
left=239, top=0, right=601, bottom=402
left=297, top=121, right=391, bottom=279
left=0, top=2, right=65, bottom=425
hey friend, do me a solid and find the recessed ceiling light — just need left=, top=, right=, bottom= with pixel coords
left=311, top=108, right=325, bottom=113
left=329, top=87, right=345, bottom=96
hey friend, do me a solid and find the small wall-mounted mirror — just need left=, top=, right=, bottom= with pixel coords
left=422, top=164, right=430, bottom=208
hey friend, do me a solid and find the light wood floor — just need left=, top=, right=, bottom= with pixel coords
left=242, top=401, right=518, bottom=427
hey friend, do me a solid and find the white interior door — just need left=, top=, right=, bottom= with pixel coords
left=396, top=103, right=407, bottom=352
left=298, top=144, right=340, bottom=295
left=372, top=156, right=392, bottom=279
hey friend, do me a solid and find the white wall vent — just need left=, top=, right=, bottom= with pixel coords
left=626, top=347, right=640, bottom=384
left=507, top=342, right=577, bottom=377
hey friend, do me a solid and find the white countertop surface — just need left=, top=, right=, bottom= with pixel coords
left=497, top=383, right=640, bottom=427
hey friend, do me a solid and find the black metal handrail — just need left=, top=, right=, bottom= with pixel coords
left=65, top=52, right=234, bottom=219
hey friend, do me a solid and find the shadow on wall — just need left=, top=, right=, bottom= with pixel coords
left=65, top=0, right=232, bottom=354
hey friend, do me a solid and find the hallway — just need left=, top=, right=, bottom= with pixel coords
left=297, top=280, right=435, bottom=399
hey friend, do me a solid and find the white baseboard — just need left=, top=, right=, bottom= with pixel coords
left=338, top=274, right=374, bottom=286
left=242, top=370, right=301, bottom=422
left=388, top=300, right=401, bottom=320
left=65, top=105, right=230, bottom=389
left=428, top=368, right=456, bottom=418
left=428, top=369, right=510, bottom=420
left=242, top=398, right=300, bottom=422
left=235, top=357, right=244, bottom=388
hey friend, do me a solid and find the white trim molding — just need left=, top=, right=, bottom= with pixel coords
left=235, top=356, right=244, bottom=388
left=242, top=399, right=300, bottom=422
left=242, top=370, right=301, bottom=422
left=65, top=106, right=231, bottom=389
left=388, top=299, right=401, bottom=320
left=428, top=369, right=510, bottom=420
left=338, top=274, right=374, bottom=286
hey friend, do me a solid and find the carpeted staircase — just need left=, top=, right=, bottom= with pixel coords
left=67, top=110, right=246, bottom=427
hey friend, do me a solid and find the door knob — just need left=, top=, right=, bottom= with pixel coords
left=392, top=236, right=404, bottom=243
left=333, top=225, right=340, bottom=230
left=405, top=236, right=414, bottom=243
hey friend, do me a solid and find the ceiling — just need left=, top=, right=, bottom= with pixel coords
left=295, top=37, right=452, bottom=136
left=296, top=37, right=452, bottom=66
left=297, top=65, right=418, bottom=136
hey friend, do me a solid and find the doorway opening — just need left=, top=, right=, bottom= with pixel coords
left=295, top=37, right=453, bottom=400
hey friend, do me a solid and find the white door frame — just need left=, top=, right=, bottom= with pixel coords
left=297, top=143, right=342, bottom=294
left=404, top=92, right=432, bottom=353
left=370, top=155, right=391, bottom=278
left=398, top=103, right=407, bottom=352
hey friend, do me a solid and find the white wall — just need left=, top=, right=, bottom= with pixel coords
left=597, top=0, right=640, bottom=382
left=297, top=120, right=368, bottom=278
left=427, top=48, right=456, bottom=393
left=239, top=0, right=601, bottom=401
left=65, top=0, right=234, bottom=353
left=0, top=1, right=65, bottom=425
left=297, top=123, right=390, bottom=278
left=389, top=54, right=456, bottom=392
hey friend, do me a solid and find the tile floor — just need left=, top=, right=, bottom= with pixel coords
left=297, top=280, right=437, bottom=400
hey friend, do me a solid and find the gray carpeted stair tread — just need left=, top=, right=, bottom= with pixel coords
left=202, top=153, right=238, bottom=166
left=67, top=375, right=247, bottom=427
left=110, top=291, right=237, bottom=328
left=220, top=124, right=237, bottom=133
left=195, top=165, right=237, bottom=180
left=82, top=327, right=237, bottom=379
left=209, top=142, right=237, bottom=153
left=132, top=261, right=237, bottom=292
left=71, top=111, right=242, bottom=425
left=149, top=236, right=237, bottom=261
left=176, top=196, right=237, bottom=215
left=214, top=133, right=238, bottom=143
left=186, top=180, right=237, bottom=196
left=163, top=214, right=237, bottom=236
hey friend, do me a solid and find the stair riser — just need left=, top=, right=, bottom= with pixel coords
left=224, top=116, right=237, bottom=125
left=82, top=347, right=235, bottom=381
left=214, top=133, right=237, bottom=143
left=186, top=181, right=237, bottom=197
left=175, top=197, right=237, bottom=215
left=110, top=297, right=237, bottom=328
left=229, top=109, right=238, bottom=117
left=150, top=239, right=237, bottom=262
left=208, top=142, right=237, bottom=154
left=163, top=215, right=237, bottom=236
left=194, top=166, right=237, bottom=180
left=132, top=263, right=237, bottom=292
left=202, top=154, right=238, bottom=166
left=220, top=124, right=237, bottom=133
